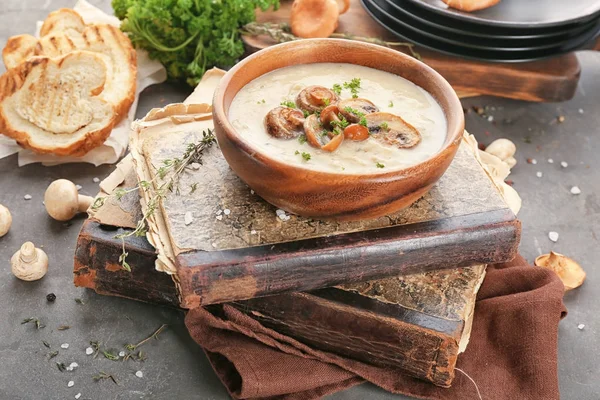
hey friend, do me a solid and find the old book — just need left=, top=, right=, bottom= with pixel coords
left=76, top=205, right=484, bottom=387
left=74, top=127, right=507, bottom=385
left=115, top=76, right=518, bottom=307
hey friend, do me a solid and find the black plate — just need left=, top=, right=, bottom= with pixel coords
left=409, top=0, right=600, bottom=28
left=387, top=0, right=600, bottom=39
left=379, top=0, right=600, bottom=48
left=363, top=0, right=600, bottom=62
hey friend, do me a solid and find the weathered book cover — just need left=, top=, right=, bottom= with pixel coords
left=75, top=214, right=484, bottom=387
left=123, top=105, right=518, bottom=307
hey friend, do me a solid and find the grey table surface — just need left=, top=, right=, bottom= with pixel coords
left=0, top=1, right=599, bottom=399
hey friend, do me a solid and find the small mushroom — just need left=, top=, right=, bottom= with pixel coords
left=535, top=251, right=586, bottom=291
left=44, top=179, right=94, bottom=221
left=442, top=0, right=501, bottom=12
left=265, top=106, right=305, bottom=139
left=304, top=114, right=344, bottom=152
left=337, top=98, right=379, bottom=123
left=320, top=104, right=341, bottom=129
left=290, top=0, right=340, bottom=39
left=0, top=204, right=11, bottom=237
left=365, top=112, right=421, bottom=149
left=11, top=242, right=48, bottom=281
left=334, top=0, right=351, bottom=14
left=484, top=138, right=517, bottom=168
left=343, top=124, right=369, bottom=141
left=296, top=86, right=338, bottom=114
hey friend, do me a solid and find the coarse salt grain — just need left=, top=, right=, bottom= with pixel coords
left=191, top=163, right=201, bottom=170
left=570, top=186, right=581, bottom=195
left=216, top=209, right=222, bottom=215
left=119, top=351, right=125, bottom=357
left=276, top=209, right=286, bottom=216
left=561, top=161, right=568, bottom=168
left=578, top=109, right=584, bottom=114
left=547, top=158, right=554, bottom=163
left=68, top=381, right=74, bottom=388
left=76, top=185, right=82, bottom=191
left=216, top=215, right=223, bottom=221
left=75, top=394, right=81, bottom=399
left=85, top=347, right=93, bottom=355
left=530, top=159, right=538, bottom=164
left=487, top=115, right=494, bottom=122
left=61, top=343, right=69, bottom=349
left=211, top=243, right=217, bottom=248
left=536, top=172, right=543, bottom=178
left=250, top=190, right=255, bottom=195
left=135, top=371, right=143, bottom=378
left=184, top=212, right=193, bottom=226
left=223, top=209, right=231, bottom=215
left=548, top=232, right=559, bottom=242
left=251, top=230, right=257, bottom=235
left=578, top=324, right=585, bottom=330
left=93, top=177, right=100, bottom=183
left=69, top=362, right=78, bottom=369
left=24, top=194, right=32, bottom=200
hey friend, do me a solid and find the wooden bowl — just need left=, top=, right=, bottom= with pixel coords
left=212, top=39, right=464, bottom=221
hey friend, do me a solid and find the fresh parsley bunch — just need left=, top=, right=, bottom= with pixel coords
left=112, top=0, right=279, bottom=86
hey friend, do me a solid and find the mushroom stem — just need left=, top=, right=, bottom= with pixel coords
left=78, top=194, right=94, bottom=213
left=19, top=242, right=38, bottom=263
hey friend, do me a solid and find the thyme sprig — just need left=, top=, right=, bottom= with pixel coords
left=125, top=324, right=168, bottom=352
left=240, top=22, right=422, bottom=60
left=93, top=371, right=118, bottom=385
left=93, top=130, right=216, bottom=271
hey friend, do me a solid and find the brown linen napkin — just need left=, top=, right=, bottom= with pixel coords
left=185, top=255, right=567, bottom=400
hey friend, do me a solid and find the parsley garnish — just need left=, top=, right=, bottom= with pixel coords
left=376, top=162, right=385, bottom=168
left=388, top=100, right=394, bottom=107
left=331, top=115, right=349, bottom=131
left=281, top=100, right=296, bottom=108
left=343, top=78, right=361, bottom=98
left=332, top=83, right=342, bottom=95
left=257, top=99, right=266, bottom=104
left=323, top=98, right=330, bottom=106
left=298, top=135, right=307, bottom=144
left=295, top=150, right=300, bottom=155
left=303, top=110, right=310, bottom=118
left=301, top=152, right=311, bottom=161
left=380, top=122, right=389, bottom=131
left=343, top=106, right=368, bottom=127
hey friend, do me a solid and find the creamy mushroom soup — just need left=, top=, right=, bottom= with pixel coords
left=228, top=63, right=446, bottom=173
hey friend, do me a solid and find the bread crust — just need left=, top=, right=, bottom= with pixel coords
left=0, top=53, right=117, bottom=156
left=0, top=8, right=137, bottom=156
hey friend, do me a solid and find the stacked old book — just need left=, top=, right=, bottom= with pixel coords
left=74, top=70, right=520, bottom=388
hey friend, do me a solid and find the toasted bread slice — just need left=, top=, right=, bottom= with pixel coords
left=0, top=51, right=115, bottom=156
left=2, top=8, right=136, bottom=123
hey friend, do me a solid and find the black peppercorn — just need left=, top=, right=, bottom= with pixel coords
left=46, top=293, right=56, bottom=302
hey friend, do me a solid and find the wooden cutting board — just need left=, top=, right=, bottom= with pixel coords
left=243, top=0, right=596, bottom=102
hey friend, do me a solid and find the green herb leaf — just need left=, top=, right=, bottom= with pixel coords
left=102, top=350, right=120, bottom=361
left=380, top=122, right=389, bottom=131
left=388, top=100, right=394, bottom=107
left=343, top=78, right=361, bottom=98
left=57, top=325, right=70, bottom=331
left=113, top=0, right=280, bottom=86
left=57, top=362, right=67, bottom=372
left=298, top=135, right=307, bottom=145
left=280, top=100, right=296, bottom=108
left=48, top=351, right=59, bottom=359
left=75, top=298, right=85, bottom=305
left=42, top=340, right=50, bottom=348
left=332, top=83, right=342, bottom=95
left=301, top=152, right=311, bottom=161
left=376, top=162, right=385, bottom=168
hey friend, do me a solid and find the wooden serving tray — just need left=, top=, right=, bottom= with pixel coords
left=243, top=0, right=599, bottom=102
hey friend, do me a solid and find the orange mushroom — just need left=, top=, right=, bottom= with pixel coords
left=535, top=251, right=586, bottom=291
left=335, top=0, right=351, bottom=14
left=290, top=0, right=340, bottom=39
left=442, top=0, right=501, bottom=12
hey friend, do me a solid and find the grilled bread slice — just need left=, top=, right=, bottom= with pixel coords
left=0, top=51, right=115, bottom=156
left=2, top=8, right=136, bottom=124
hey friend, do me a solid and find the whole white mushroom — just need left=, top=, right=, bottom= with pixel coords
left=0, top=204, right=11, bottom=237
left=11, top=242, right=48, bottom=281
left=44, top=179, right=94, bottom=221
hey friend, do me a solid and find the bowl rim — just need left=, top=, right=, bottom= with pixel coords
left=213, top=38, right=464, bottom=179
